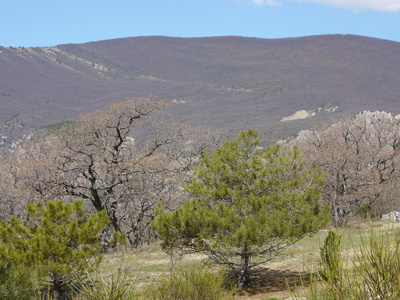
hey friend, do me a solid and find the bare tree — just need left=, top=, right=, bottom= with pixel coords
left=0, top=96, right=219, bottom=245
left=0, top=135, right=63, bottom=219
left=294, top=111, right=400, bottom=226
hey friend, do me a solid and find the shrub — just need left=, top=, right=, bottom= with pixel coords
left=355, top=229, right=400, bottom=299
left=145, top=263, right=234, bottom=300
left=355, top=203, right=377, bottom=220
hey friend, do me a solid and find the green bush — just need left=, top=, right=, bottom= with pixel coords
left=145, top=263, right=234, bottom=300
left=355, top=203, right=377, bottom=220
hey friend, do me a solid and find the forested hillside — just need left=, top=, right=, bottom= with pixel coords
left=1, top=34, right=400, bottom=144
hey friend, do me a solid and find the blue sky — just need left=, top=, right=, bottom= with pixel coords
left=1, top=0, right=400, bottom=47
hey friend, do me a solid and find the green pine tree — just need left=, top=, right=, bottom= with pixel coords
left=152, top=129, right=330, bottom=288
left=0, top=200, right=110, bottom=299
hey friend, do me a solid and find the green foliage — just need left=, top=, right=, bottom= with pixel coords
left=4, top=113, right=19, bottom=123
left=145, top=263, right=234, bottom=300
left=0, top=200, right=110, bottom=299
left=40, top=120, right=76, bottom=132
left=320, top=230, right=342, bottom=283
left=152, top=129, right=329, bottom=288
left=0, top=261, right=39, bottom=299
left=0, top=92, right=12, bottom=98
left=355, top=203, right=377, bottom=220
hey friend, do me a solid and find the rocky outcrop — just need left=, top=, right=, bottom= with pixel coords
left=382, top=211, right=400, bottom=222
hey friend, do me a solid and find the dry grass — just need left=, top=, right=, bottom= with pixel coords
left=94, top=220, right=400, bottom=299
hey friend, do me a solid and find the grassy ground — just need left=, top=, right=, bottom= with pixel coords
left=97, top=220, right=400, bottom=300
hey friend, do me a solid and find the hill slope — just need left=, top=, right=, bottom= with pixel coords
left=1, top=34, right=400, bottom=144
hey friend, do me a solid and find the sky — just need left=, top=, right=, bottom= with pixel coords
left=0, top=0, right=400, bottom=47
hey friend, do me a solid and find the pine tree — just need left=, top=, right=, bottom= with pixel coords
left=0, top=200, right=109, bottom=299
left=152, top=129, right=330, bottom=288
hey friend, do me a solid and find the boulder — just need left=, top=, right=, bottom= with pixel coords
left=382, top=211, right=400, bottom=222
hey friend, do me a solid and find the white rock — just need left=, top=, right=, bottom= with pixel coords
left=382, top=211, right=400, bottom=222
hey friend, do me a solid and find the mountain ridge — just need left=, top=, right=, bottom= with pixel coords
left=1, top=34, right=399, bottom=144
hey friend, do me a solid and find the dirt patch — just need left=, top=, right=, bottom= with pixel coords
left=234, top=267, right=313, bottom=299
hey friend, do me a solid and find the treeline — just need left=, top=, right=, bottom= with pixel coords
left=1, top=97, right=400, bottom=298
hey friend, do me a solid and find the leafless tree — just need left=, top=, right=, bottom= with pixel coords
left=294, top=111, right=400, bottom=226
left=0, top=135, right=63, bottom=219
left=0, top=96, right=220, bottom=245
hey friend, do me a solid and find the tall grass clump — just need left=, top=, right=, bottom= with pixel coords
left=306, top=226, right=400, bottom=299
left=145, top=262, right=234, bottom=300
left=74, top=254, right=137, bottom=300
left=355, top=229, right=400, bottom=299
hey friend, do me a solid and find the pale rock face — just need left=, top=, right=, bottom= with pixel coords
left=382, top=211, right=400, bottom=222
left=280, top=106, right=338, bottom=122
left=280, top=110, right=312, bottom=121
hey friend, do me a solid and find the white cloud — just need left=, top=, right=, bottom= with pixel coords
left=295, top=0, right=400, bottom=12
left=252, top=0, right=282, bottom=6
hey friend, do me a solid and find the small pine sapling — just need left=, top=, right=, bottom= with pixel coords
left=0, top=199, right=110, bottom=299
left=320, top=230, right=342, bottom=283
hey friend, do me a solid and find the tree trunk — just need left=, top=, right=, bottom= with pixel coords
left=332, top=185, right=340, bottom=227
left=105, top=196, right=122, bottom=234
left=52, top=273, right=65, bottom=300
left=237, top=247, right=250, bottom=289
left=170, top=250, right=174, bottom=273
left=109, top=203, right=122, bottom=234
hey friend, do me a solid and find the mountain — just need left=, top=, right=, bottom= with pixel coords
left=1, top=34, right=400, bottom=144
